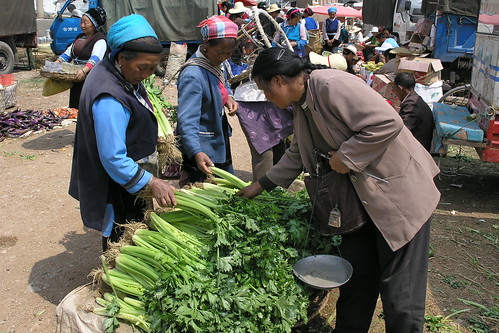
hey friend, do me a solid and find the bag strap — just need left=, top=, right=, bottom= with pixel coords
left=300, top=101, right=333, bottom=154
left=299, top=101, right=334, bottom=178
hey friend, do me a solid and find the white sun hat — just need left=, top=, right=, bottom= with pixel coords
left=309, top=52, right=347, bottom=71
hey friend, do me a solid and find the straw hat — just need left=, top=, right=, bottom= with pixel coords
left=229, top=2, right=246, bottom=14
left=349, top=26, right=361, bottom=34
left=267, top=4, right=281, bottom=13
left=309, top=52, right=347, bottom=71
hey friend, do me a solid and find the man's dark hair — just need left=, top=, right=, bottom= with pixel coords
left=383, top=49, right=396, bottom=60
left=221, top=1, right=232, bottom=9
left=394, top=72, right=416, bottom=90
left=252, top=47, right=326, bottom=84
left=376, top=33, right=388, bottom=40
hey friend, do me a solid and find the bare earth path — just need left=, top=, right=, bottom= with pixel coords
left=0, top=69, right=497, bottom=333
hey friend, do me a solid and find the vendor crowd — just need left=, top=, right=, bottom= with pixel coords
left=63, top=3, right=440, bottom=333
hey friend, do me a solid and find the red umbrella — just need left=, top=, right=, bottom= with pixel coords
left=237, top=0, right=257, bottom=6
left=311, top=5, right=362, bottom=18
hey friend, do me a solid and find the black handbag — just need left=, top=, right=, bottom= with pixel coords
left=300, top=102, right=370, bottom=235
left=304, top=167, right=370, bottom=236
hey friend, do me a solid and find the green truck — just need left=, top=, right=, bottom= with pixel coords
left=50, top=0, right=218, bottom=55
left=0, top=0, right=37, bottom=74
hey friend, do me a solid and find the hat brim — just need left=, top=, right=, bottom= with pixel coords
left=229, top=9, right=245, bottom=14
left=267, top=8, right=281, bottom=13
left=310, top=52, right=347, bottom=71
left=309, top=52, right=328, bottom=67
left=345, top=46, right=359, bottom=60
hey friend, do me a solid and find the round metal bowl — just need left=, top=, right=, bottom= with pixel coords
left=293, top=255, right=353, bottom=290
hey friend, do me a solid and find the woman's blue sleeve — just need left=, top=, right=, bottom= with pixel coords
left=92, top=96, right=152, bottom=194
left=296, top=24, right=308, bottom=48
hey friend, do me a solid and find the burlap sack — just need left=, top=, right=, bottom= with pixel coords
left=55, top=283, right=134, bottom=333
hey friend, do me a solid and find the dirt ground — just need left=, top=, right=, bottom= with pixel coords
left=0, top=69, right=497, bottom=333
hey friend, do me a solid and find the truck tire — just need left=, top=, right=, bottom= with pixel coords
left=0, top=41, right=15, bottom=74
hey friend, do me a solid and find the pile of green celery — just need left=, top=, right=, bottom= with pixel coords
left=94, top=167, right=335, bottom=333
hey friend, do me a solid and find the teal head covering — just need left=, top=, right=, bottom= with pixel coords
left=107, top=14, right=158, bottom=50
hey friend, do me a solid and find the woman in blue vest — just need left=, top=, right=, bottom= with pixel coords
left=272, top=8, right=308, bottom=57
left=322, top=6, right=342, bottom=53
left=69, top=14, right=176, bottom=251
left=302, top=7, right=319, bottom=31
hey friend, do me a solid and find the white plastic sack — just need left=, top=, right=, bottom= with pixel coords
left=415, top=80, right=443, bottom=111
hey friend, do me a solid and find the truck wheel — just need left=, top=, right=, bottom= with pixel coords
left=0, top=41, right=15, bottom=74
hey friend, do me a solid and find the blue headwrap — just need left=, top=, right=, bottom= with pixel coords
left=107, top=14, right=158, bottom=50
left=328, top=7, right=337, bottom=14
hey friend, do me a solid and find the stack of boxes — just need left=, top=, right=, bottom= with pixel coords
left=370, top=47, right=444, bottom=111
left=368, top=17, right=444, bottom=111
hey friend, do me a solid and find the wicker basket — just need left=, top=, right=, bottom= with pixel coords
left=40, top=71, right=83, bottom=82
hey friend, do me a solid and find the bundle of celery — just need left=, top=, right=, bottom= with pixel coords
left=94, top=167, right=334, bottom=333
left=143, top=75, right=182, bottom=174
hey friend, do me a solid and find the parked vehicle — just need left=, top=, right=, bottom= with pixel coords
left=50, top=0, right=218, bottom=55
left=49, top=0, right=100, bottom=55
left=468, top=0, right=499, bottom=162
left=364, top=0, right=479, bottom=87
left=424, top=0, right=479, bottom=86
left=0, top=0, right=37, bottom=74
left=435, top=0, right=499, bottom=163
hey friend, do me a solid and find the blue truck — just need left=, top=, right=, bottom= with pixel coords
left=50, top=0, right=218, bottom=55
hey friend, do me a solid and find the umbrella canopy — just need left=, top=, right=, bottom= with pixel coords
left=237, top=0, right=257, bottom=6
left=311, top=5, right=362, bottom=18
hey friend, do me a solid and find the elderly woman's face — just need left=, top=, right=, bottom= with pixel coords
left=204, top=39, right=237, bottom=66
left=80, top=15, right=95, bottom=35
left=118, top=52, right=162, bottom=85
left=328, top=11, right=336, bottom=19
